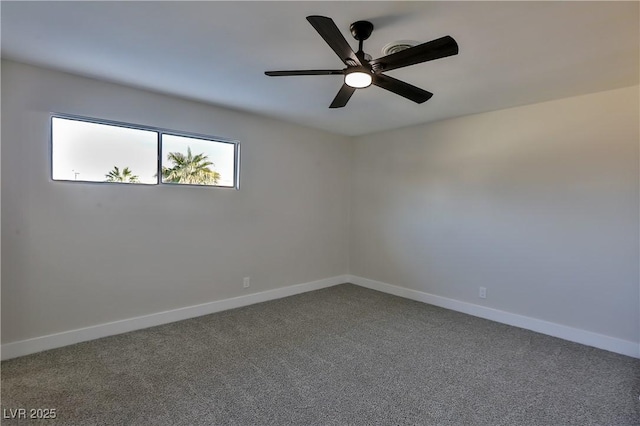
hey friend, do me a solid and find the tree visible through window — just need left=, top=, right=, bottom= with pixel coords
left=105, top=166, right=140, bottom=183
left=161, top=134, right=235, bottom=187
left=162, top=147, right=221, bottom=185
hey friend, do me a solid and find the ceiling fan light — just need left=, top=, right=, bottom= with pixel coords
left=345, top=71, right=372, bottom=88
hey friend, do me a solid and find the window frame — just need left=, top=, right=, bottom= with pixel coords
left=50, top=113, right=241, bottom=189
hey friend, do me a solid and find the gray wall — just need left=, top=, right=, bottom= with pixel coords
left=350, top=86, right=639, bottom=343
left=1, top=60, right=352, bottom=343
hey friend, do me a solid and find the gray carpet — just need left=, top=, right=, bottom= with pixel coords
left=2, top=284, right=639, bottom=425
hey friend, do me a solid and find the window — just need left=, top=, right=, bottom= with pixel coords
left=51, top=115, right=240, bottom=188
left=52, top=117, right=158, bottom=184
left=162, top=134, right=236, bottom=188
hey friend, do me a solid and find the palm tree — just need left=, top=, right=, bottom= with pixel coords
left=105, top=166, right=140, bottom=183
left=162, top=147, right=221, bottom=185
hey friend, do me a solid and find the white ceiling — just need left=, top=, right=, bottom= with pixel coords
left=1, top=1, right=638, bottom=136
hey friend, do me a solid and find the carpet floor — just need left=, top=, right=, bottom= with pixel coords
left=2, top=284, right=639, bottom=425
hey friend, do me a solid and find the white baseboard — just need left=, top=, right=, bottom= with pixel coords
left=346, top=275, right=640, bottom=359
left=4, top=274, right=637, bottom=360
left=1, top=275, right=349, bottom=361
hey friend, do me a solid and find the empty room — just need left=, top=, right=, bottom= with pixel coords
left=1, top=1, right=639, bottom=424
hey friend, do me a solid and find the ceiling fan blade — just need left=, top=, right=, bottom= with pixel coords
left=265, top=70, right=344, bottom=76
left=372, top=74, right=433, bottom=104
left=329, top=83, right=356, bottom=108
left=307, top=16, right=362, bottom=67
left=370, top=36, right=458, bottom=72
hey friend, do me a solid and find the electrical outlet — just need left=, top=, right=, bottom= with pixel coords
left=243, top=277, right=251, bottom=288
left=479, top=287, right=487, bottom=299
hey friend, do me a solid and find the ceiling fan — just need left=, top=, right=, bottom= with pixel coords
left=265, top=16, right=459, bottom=108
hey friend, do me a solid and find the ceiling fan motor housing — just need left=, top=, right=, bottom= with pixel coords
left=350, top=21, right=374, bottom=41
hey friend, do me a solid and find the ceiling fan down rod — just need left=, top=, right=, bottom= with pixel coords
left=349, top=20, right=374, bottom=65
left=350, top=20, right=374, bottom=55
